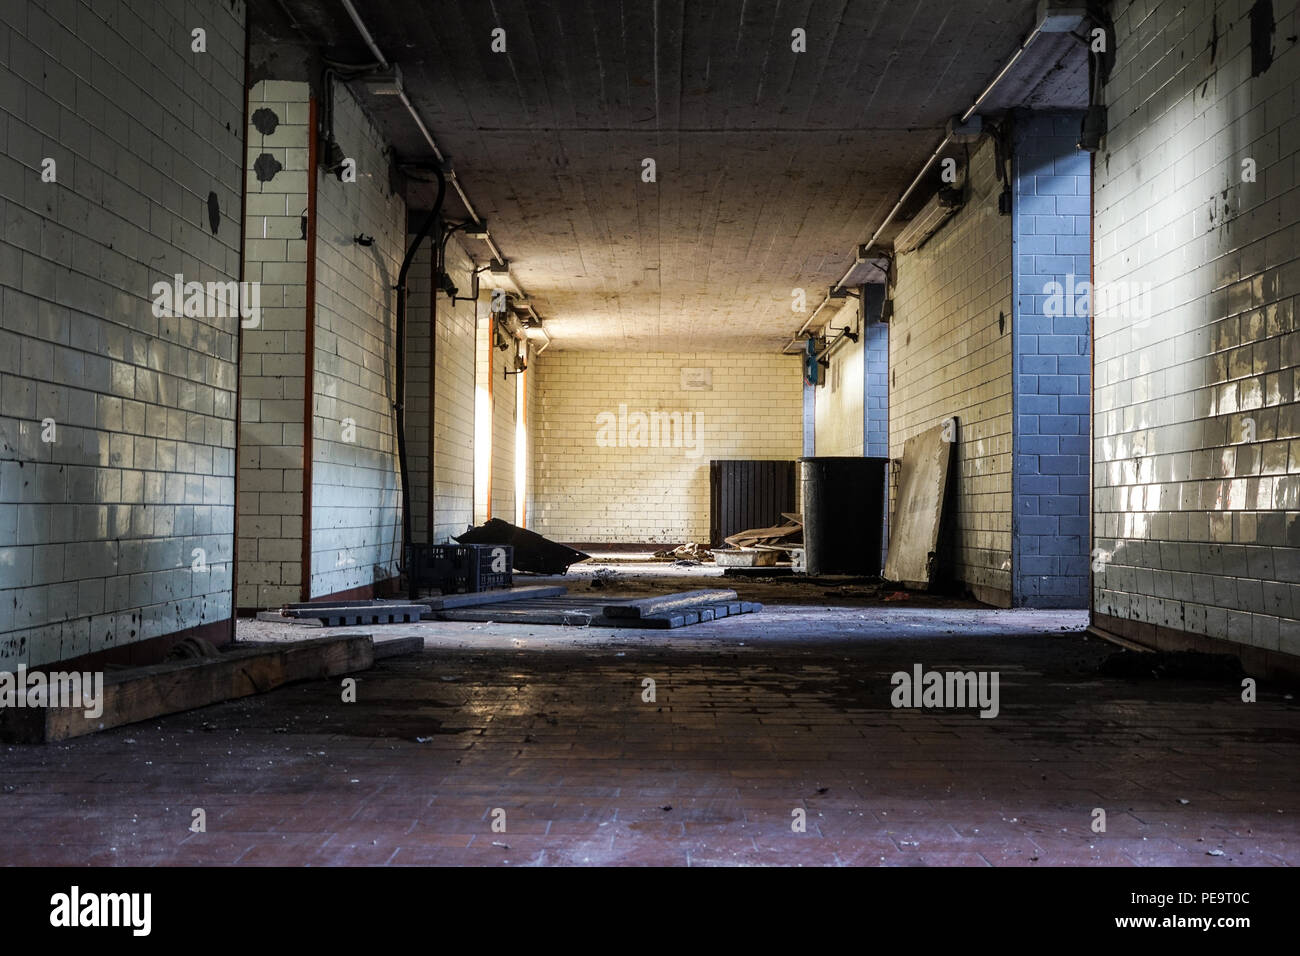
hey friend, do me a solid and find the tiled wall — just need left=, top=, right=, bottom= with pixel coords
left=0, top=0, right=245, bottom=665
left=801, top=380, right=816, bottom=456
left=814, top=300, right=864, bottom=457
left=432, top=240, right=478, bottom=541
left=523, top=346, right=540, bottom=525
left=489, top=315, right=517, bottom=524
left=236, top=79, right=309, bottom=608
left=891, top=135, right=1014, bottom=605
left=1012, top=111, right=1091, bottom=608
left=532, top=351, right=803, bottom=543
left=863, top=284, right=890, bottom=460
left=1093, top=0, right=1300, bottom=659
left=309, top=82, right=406, bottom=598
left=814, top=286, right=890, bottom=460
left=404, top=233, right=482, bottom=545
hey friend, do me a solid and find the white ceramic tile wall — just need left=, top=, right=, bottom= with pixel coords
left=814, top=300, right=865, bottom=457
left=891, top=135, right=1015, bottom=605
left=531, top=351, right=803, bottom=543
left=490, top=314, right=517, bottom=524
left=309, top=82, right=406, bottom=598
left=431, top=239, right=478, bottom=542
left=1093, top=0, right=1300, bottom=656
left=0, top=0, right=244, bottom=665
left=236, top=78, right=308, bottom=608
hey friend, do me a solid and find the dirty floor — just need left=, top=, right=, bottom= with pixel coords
left=1, top=567, right=1297, bottom=866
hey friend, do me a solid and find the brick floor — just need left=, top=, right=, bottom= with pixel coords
left=0, top=605, right=1297, bottom=866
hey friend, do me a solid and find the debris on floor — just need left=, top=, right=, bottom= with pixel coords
left=454, top=517, right=590, bottom=574
left=711, top=547, right=778, bottom=567
left=652, top=542, right=713, bottom=562
left=587, top=568, right=619, bottom=589
left=723, top=512, right=803, bottom=550
left=713, top=513, right=803, bottom=567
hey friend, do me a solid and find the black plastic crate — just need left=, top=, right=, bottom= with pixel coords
left=409, top=543, right=513, bottom=593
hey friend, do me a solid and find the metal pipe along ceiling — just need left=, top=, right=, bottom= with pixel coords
left=783, top=16, right=1049, bottom=353
left=338, top=0, right=542, bottom=330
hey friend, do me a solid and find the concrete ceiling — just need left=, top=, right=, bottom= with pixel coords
left=256, top=0, right=1086, bottom=351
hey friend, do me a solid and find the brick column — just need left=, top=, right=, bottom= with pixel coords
left=1011, top=110, right=1091, bottom=609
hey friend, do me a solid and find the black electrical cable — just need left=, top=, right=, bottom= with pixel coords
left=395, top=167, right=445, bottom=599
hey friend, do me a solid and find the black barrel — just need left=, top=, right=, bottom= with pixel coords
left=799, top=457, right=889, bottom=575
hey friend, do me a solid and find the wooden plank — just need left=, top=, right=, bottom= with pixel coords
left=603, top=589, right=739, bottom=618
left=373, top=636, right=425, bottom=659
left=3, top=635, right=374, bottom=744
left=883, top=420, right=956, bottom=588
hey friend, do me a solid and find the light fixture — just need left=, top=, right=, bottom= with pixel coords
left=892, top=191, right=961, bottom=255
left=356, top=64, right=403, bottom=96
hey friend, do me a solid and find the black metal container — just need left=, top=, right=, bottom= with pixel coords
left=799, top=457, right=889, bottom=575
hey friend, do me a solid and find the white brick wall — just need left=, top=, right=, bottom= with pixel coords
left=432, top=240, right=478, bottom=541
left=814, top=300, right=865, bottom=456
left=0, top=0, right=244, bottom=665
left=524, top=344, right=540, bottom=525
left=891, top=136, right=1014, bottom=604
left=532, top=351, right=803, bottom=543
left=405, top=233, right=478, bottom=543
left=490, top=315, right=517, bottom=523
left=309, top=82, right=406, bottom=598
left=236, top=78, right=309, bottom=608
left=1093, top=0, right=1300, bottom=657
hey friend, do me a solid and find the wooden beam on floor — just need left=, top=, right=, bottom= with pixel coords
left=0, top=635, right=375, bottom=744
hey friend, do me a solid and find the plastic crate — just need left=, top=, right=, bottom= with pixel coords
left=410, top=543, right=513, bottom=593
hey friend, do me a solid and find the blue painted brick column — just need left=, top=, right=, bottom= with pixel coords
left=861, top=284, right=890, bottom=569
left=862, top=284, right=889, bottom=459
left=1012, top=111, right=1090, bottom=609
